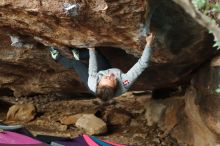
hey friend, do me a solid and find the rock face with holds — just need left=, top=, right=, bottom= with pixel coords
left=0, top=0, right=217, bottom=97
left=0, top=1, right=220, bottom=145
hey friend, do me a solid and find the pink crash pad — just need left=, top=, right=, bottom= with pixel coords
left=0, top=131, right=45, bottom=145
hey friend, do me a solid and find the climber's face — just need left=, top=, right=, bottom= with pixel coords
left=99, top=73, right=117, bottom=88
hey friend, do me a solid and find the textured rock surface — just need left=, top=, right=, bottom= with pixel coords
left=59, top=114, right=83, bottom=125
left=144, top=87, right=220, bottom=146
left=6, top=103, right=36, bottom=122
left=0, top=33, right=87, bottom=97
left=0, top=0, right=218, bottom=97
left=193, top=55, right=220, bottom=139
left=75, top=114, right=107, bottom=135
left=0, top=0, right=150, bottom=55
left=145, top=101, right=166, bottom=126
left=104, top=108, right=131, bottom=126
left=184, top=88, right=217, bottom=146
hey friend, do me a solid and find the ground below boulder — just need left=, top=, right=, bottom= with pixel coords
left=0, top=92, right=179, bottom=146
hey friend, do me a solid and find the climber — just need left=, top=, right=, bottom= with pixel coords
left=49, top=32, right=155, bottom=101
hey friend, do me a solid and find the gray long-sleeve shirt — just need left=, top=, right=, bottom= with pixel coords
left=88, top=45, right=152, bottom=97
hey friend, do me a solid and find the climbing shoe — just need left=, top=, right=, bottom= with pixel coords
left=49, top=47, right=60, bottom=60
left=71, top=48, right=80, bottom=60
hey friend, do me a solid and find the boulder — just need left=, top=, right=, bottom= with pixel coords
left=0, top=0, right=218, bottom=97
left=6, top=103, right=36, bottom=122
left=75, top=114, right=107, bottom=135
left=193, top=55, right=220, bottom=137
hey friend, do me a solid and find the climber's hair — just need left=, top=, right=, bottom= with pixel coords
left=96, top=84, right=117, bottom=101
